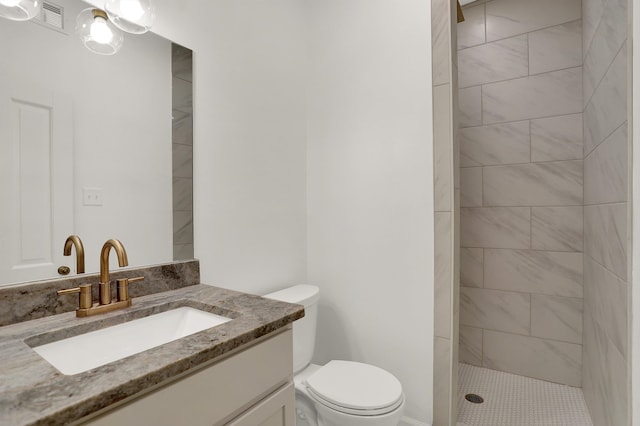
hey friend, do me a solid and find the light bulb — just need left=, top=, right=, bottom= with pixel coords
left=76, top=8, right=124, bottom=55
left=0, top=0, right=41, bottom=20
left=105, top=0, right=155, bottom=34
left=90, top=16, right=113, bottom=44
left=0, top=0, right=22, bottom=7
left=120, top=0, right=144, bottom=21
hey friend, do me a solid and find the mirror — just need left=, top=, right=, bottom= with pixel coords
left=0, top=0, right=193, bottom=286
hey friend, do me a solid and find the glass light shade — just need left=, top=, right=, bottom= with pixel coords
left=105, top=0, right=155, bottom=35
left=0, top=0, right=41, bottom=21
left=76, top=8, right=124, bottom=56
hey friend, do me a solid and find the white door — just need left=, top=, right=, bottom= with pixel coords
left=0, top=80, right=74, bottom=286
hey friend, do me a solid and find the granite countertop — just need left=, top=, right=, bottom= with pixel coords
left=0, top=284, right=304, bottom=426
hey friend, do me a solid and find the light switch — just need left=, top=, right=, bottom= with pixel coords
left=83, top=187, right=103, bottom=206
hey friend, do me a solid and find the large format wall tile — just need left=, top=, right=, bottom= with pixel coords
left=432, top=0, right=451, bottom=86
left=460, top=325, right=483, bottom=366
left=173, top=176, right=193, bottom=211
left=461, top=207, right=530, bottom=249
left=583, top=0, right=604, bottom=58
left=483, top=161, right=583, bottom=206
left=582, top=311, right=628, bottom=426
left=529, top=21, right=582, bottom=75
left=172, top=77, right=193, bottom=114
left=434, top=337, right=451, bottom=426
left=531, top=114, right=583, bottom=162
left=531, top=294, right=583, bottom=344
left=484, top=249, right=583, bottom=297
left=583, top=0, right=627, bottom=103
left=434, top=84, right=452, bottom=212
left=485, top=0, right=581, bottom=42
left=584, top=44, right=627, bottom=155
left=531, top=206, right=583, bottom=251
left=483, top=68, right=582, bottom=124
left=584, top=123, right=628, bottom=205
left=173, top=210, right=193, bottom=245
left=172, top=110, right=193, bottom=146
left=461, top=248, right=483, bottom=288
left=461, top=167, right=482, bottom=207
left=584, top=203, right=627, bottom=280
left=461, top=287, right=531, bottom=334
left=458, top=35, right=528, bottom=88
left=172, top=143, right=193, bottom=178
left=584, top=257, right=627, bottom=356
left=435, top=212, right=452, bottom=339
left=483, top=330, right=582, bottom=386
left=457, top=4, right=485, bottom=49
left=460, top=121, right=530, bottom=167
left=459, top=86, right=482, bottom=127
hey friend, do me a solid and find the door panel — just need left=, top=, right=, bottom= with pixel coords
left=0, top=81, right=73, bottom=285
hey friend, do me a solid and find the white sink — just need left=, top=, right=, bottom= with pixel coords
left=32, top=307, right=231, bottom=375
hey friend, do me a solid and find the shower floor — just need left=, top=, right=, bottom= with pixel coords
left=457, top=363, right=593, bottom=426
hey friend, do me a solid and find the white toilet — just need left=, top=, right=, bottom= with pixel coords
left=264, top=285, right=405, bottom=426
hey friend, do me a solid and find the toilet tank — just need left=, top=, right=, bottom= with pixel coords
left=264, top=285, right=320, bottom=373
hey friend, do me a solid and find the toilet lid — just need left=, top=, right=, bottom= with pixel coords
left=305, top=360, right=404, bottom=414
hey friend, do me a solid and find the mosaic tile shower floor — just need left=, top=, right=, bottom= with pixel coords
left=457, top=364, right=593, bottom=426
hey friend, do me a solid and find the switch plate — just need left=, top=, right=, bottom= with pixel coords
left=83, top=187, right=103, bottom=206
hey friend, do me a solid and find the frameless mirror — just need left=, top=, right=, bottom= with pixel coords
left=0, top=0, right=193, bottom=286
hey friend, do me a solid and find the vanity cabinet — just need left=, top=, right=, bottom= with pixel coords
left=79, top=328, right=295, bottom=426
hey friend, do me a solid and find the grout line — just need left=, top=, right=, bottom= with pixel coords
left=460, top=112, right=582, bottom=130
left=583, top=120, right=628, bottom=159
left=462, top=283, right=584, bottom=302
left=526, top=33, right=530, bottom=77
left=583, top=40, right=627, bottom=110
left=458, top=65, right=582, bottom=91
left=459, top=245, right=583, bottom=254
left=483, top=3, right=487, bottom=45
left=482, top=18, right=583, bottom=46
left=584, top=253, right=627, bottom=283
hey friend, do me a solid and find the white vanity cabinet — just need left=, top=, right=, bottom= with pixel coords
left=79, top=327, right=295, bottom=426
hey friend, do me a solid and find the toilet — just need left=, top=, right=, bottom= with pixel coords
left=264, top=285, right=405, bottom=426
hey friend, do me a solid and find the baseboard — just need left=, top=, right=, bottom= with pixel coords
left=399, top=416, right=431, bottom=426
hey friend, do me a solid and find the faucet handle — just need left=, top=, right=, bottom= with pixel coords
left=57, top=284, right=93, bottom=310
left=116, top=276, right=144, bottom=302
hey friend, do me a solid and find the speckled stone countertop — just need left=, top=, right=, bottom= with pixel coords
left=0, top=284, right=304, bottom=426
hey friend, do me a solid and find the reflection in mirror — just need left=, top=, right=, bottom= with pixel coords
left=0, top=0, right=193, bottom=287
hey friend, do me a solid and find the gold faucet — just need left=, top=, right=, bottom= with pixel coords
left=99, top=239, right=129, bottom=305
left=57, top=238, right=144, bottom=317
left=63, top=235, right=85, bottom=274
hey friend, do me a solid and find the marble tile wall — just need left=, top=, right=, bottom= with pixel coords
left=172, top=44, right=194, bottom=261
left=581, top=0, right=629, bottom=422
left=457, top=0, right=584, bottom=387
left=432, top=0, right=458, bottom=424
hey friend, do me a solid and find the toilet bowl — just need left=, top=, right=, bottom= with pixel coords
left=264, top=285, right=404, bottom=426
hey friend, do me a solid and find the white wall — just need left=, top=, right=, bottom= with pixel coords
left=135, top=0, right=309, bottom=295
left=101, top=1, right=434, bottom=423
left=306, top=1, right=434, bottom=423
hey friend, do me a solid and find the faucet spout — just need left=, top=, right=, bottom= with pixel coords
left=99, top=239, right=128, bottom=305
left=100, top=239, right=129, bottom=284
left=63, top=235, right=85, bottom=274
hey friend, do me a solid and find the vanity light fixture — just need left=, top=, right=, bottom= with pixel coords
left=0, top=0, right=41, bottom=21
left=104, top=0, right=155, bottom=34
left=76, top=8, right=124, bottom=56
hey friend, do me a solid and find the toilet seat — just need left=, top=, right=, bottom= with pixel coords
left=305, top=360, right=404, bottom=416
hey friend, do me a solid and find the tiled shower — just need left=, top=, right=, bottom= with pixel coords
left=458, top=0, right=584, bottom=388
left=432, top=0, right=629, bottom=424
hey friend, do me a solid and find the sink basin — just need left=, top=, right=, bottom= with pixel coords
left=32, top=307, right=231, bottom=375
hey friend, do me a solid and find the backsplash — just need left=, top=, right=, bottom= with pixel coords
left=0, top=260, right=200, bottom=327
